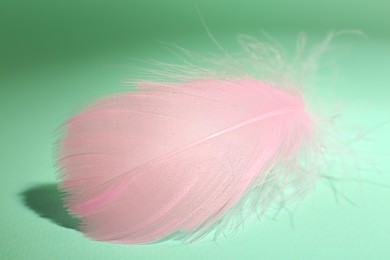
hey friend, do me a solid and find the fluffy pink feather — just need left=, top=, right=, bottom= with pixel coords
left=57, top=77, right=317, bottom=244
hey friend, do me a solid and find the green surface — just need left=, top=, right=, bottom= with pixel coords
left=1, top=1, right=390, bottom=259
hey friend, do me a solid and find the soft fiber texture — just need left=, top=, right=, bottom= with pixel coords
left=57, top=78, right=319, bottom=244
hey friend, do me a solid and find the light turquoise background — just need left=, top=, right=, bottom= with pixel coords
left=1, top=1, right=389, bottom=259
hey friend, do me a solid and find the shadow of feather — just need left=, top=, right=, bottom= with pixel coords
left=20, top=183, right=80, bottom=230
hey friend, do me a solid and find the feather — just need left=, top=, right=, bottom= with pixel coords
left=56, top=33, right=345, bottom=244
left=57, top=78, right=319, bottom=244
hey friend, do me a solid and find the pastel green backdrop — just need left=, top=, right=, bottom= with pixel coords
left=1, top=1, right=389, bottom=259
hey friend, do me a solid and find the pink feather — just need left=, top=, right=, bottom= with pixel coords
left=57, top=77, right=318, bottom=244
